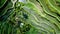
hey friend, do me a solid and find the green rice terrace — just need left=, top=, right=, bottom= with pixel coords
left=0, top=0, right=60, bottom=34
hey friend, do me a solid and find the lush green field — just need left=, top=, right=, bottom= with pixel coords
left=0, top=0, right=60, bottom=34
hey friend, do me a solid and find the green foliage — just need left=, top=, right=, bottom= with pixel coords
left=0, top=0, right=60, bottom=34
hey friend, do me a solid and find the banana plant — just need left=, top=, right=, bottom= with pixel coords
left=0, top=0, right=60, bottom=34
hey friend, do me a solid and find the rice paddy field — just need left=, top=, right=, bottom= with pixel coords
left=0, top=0, right=60, bottom=34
